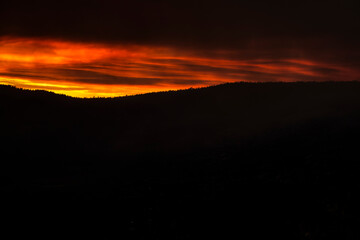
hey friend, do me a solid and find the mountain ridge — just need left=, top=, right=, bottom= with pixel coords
left=1, top=81, right=360, bottom=239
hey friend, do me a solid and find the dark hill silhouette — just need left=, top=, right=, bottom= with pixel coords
left=1, top=82, right=360, bottom=239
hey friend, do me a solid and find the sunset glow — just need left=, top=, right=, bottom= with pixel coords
left=0, top=37, right=358, bottom=97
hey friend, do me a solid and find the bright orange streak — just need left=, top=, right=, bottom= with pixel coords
left=0, top=36, right=358, bottom=97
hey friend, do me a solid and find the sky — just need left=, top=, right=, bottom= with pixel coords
left=0, top=0, right=359, bottom=97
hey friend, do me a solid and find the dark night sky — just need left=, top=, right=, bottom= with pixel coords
left=1, top=0, right=359, bottom=46
left=1, top=0, right=359, bottom=97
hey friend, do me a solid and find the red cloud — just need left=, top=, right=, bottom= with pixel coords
left=0, top=37, right=358, bottom=97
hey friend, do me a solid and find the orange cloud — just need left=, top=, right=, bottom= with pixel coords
left=0, top=37, right=358, bottom=97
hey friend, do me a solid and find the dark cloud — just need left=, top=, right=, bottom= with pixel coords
left=1, top=0, right=359, bottom=50
left=1, top=0, right=359, bottom=80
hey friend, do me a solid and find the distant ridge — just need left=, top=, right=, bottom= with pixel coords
left=0, top=84, right=68, bottom=98
left=1, top=81, right=360, bottom=100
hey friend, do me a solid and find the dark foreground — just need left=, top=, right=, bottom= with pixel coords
left=1, top=82, right=360, bottom=239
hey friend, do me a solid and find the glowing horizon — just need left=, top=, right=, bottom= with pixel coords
left=0, top=37, right=358, bottom=98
